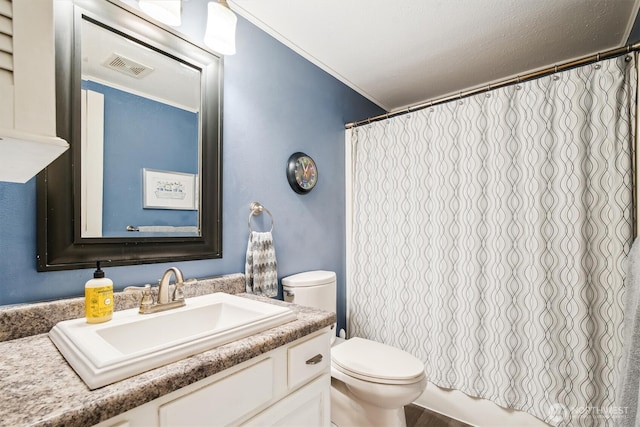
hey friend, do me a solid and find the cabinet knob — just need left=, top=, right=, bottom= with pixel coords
left=305, top=354, right=323, bottom=365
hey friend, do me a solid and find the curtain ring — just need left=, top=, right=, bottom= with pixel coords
left=515, top=76, right=522, bottom=90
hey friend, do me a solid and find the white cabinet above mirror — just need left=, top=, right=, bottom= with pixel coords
left=0, top=0, right=69, bottom=183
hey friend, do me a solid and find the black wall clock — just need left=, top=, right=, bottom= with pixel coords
left=286, top=152, right=318, bottom=194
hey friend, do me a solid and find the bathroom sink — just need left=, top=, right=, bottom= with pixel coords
left=49, top=293, right=297, bottom=389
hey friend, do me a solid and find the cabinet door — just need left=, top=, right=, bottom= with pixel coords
left=159, top=358, right=274, bottom=426
left=242, top=373, right=330, bottom=427
left=91, top=400, right=159, bottom=427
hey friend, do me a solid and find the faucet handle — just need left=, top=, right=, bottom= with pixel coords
left=124, top=284, right=154, bottom=311
left=172, top=278, right=196, bottom=302
left=173, top=281, right=184, bottom=302
left=124, top=284, right=152, bottom=294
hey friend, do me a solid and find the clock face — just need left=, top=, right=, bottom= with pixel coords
left=287, top=152, right=318, bottom=194
left=294, top=156, right=317, bottom=189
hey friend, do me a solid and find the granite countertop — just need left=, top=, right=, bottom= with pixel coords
left=0, top=274, right=336, bottom=427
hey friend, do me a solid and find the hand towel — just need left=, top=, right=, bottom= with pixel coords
left=245, top=231, right=278, bottom=297
left=616, top=237, right=640, bottom=427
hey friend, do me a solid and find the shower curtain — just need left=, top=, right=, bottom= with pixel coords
left=347, top=55, right=636, bottom=426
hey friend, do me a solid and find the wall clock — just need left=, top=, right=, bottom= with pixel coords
left=286, top=152, right=318, bottom=194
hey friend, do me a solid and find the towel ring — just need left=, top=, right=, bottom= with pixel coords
left=248, top=202, right=274, bottom=233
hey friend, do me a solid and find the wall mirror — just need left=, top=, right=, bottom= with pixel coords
left=37, top=0, right=223, bottom=271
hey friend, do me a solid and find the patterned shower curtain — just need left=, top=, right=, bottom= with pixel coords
left=347, top=55, right=636, bottom=426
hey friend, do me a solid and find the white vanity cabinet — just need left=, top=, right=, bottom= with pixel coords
left=94, top=328, right=331, bottom=427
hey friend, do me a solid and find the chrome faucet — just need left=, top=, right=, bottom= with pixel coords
left=125, top=267, right=194, bottom=314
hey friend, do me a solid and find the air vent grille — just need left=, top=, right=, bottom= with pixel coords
left=103, top=53, right=154, bottom=79
left=0, top=0, right=14, bottom=83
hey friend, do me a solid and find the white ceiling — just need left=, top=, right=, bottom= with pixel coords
left=230, top=0, right=640, bottom=112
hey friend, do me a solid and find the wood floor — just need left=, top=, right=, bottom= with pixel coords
left=405, top=404, right=472, bottom=427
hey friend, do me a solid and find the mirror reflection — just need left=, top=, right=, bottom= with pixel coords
left=80, top=17, right=201, bottom=238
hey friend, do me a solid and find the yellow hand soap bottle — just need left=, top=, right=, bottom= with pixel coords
left=85, top=261, right=113, bottom=324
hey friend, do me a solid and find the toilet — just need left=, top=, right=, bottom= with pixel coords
left=282, top=270, right=427, bottom=427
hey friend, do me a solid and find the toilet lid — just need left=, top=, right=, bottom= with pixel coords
left=331, top=337, right=425, bottom=384
left=282, top=270, right=336, bottom=287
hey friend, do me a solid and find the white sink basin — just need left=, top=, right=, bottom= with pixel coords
left=49, top=293, right=296, bottom=389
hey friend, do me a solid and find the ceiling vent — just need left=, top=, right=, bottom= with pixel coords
left=102, top=53, right=154, bottom=79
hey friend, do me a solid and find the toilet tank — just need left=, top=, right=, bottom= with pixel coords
left=281, top=270, right=336, bottom=314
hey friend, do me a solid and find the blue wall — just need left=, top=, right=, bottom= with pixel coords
left=0, top=7, right=383, bottom=334
left=82, top=80, right=199, bottom=236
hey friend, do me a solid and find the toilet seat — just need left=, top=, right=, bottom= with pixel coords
left=331, top=337, right=425, bottom=385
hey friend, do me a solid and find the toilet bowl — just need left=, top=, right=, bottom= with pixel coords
left=282, top=271, right=427, bottom=427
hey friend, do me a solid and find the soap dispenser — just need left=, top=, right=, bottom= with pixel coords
left=85, top=261, right=113, bottom=324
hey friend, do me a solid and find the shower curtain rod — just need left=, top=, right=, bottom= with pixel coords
left=345, top=42, right=640, bottom=129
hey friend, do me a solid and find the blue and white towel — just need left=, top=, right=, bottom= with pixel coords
left=245, top=231, right=278, bottom=297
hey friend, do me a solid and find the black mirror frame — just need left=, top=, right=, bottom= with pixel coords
left=37, top=0, right=223, bottom=271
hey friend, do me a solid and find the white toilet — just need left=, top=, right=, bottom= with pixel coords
left=282, top=270, right=427, bottom=427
